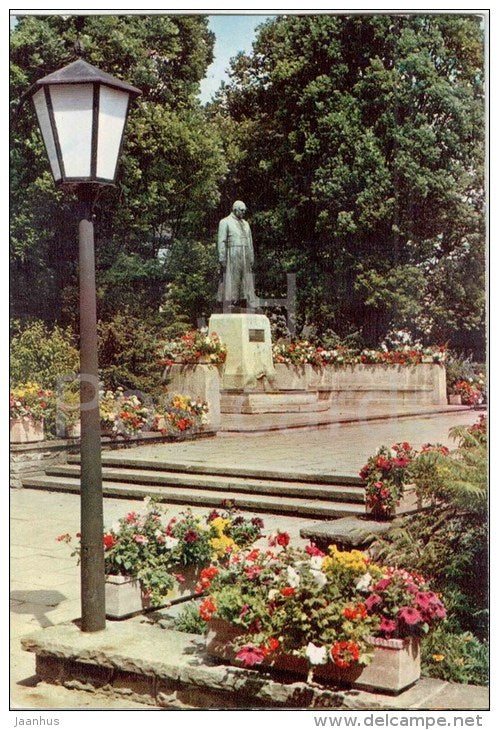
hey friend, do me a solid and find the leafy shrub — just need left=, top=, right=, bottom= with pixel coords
left=373, top=417, right=488, bottom=639
left=421, top=625, right=488, bottom=686
left=97, top=311, right=165, bottom=396
left=173, top=601, right=206, bottom=635
left=10, top=319, right=79, bottom=389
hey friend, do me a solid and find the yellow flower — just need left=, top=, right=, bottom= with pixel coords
left=211, top=517, right=230, bottom=537
left=210, top=534, right=238, bottom=557
left=432, top=654, right=445, bottom=662
left=324, top=545, right=369, bottom=573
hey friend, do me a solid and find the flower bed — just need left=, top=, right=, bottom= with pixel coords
left=360, top=441, right=450, bottom=519
left=99, top=389, right=209, bottom=439
left=10, top=382, right=53, bottom=443
left=197, top=538, right=445, bottom=690
left=152, top=394, right=209, bottom=435
left=272, top=341, right=446, bottom=368
left=159, top=330, right=227, bottom=367
left=449, top=379, right=483, bottom=406
left=57, top=500, right=265, bottom=616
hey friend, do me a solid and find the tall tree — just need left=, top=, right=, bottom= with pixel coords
left=212, top=14, right=485, bottom=351
left=10, top=14, right=227, bottom=323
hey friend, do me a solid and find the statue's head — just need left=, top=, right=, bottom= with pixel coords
left=232, top=200, right=247, bottom=219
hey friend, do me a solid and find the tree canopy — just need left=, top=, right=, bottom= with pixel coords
left=10, top=14, right=226, bottom=323
left=211, top=14, right=485, bottom=351
left=10, top=13, right=485, bottom=357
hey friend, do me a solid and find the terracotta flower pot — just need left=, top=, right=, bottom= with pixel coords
left=10, top=417, right=44, bottom=444
left=449, top=394, right=462, bottom=405
left=205, top=618, right=421, bottom=693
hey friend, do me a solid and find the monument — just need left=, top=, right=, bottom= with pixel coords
left=209, top=200, right=275, bottom=390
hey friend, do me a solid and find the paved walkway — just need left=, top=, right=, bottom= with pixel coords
left=10, top=409, right=485, bottom=710
left=101, top=410, right=479, bottom=476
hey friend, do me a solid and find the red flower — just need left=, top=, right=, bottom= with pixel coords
left=199, top=597, right=216, bottom=621
left=183, top=529, right=199, bottom=543
left=125, top=511, right=138, bottom=523
left=103, top=533, right=116, bottom=550
left=343, top=602, right=368, bottom=621
left=331, top=641, right=360, bottom=669
left=246, top=548, right=260, bottom=562
left=269, top=531, right=290, bottom=548
left=280, top=586, right=295, bottom=597
left=267, top=637, right=280, bottom=652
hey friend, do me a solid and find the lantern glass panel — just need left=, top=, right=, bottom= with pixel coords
left=32, top=88, right=61, bottom=181
left=50, top=83, right=93, bottom=178
left=96, top=85, right=129, bottom=181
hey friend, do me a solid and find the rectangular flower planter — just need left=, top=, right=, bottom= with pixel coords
left=273, top=363, right=321, bottom=391
left=205, top=618, right=420, bottom=694
left=105, top=565, right=201, bottom=619
left=448, top=394, right=462, bottom=405
left=10, top=417, right=44, bottom=444
left=365, top=484, right=422, bottom=520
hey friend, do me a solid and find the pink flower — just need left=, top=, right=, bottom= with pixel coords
left=245, top=565, right=262, bottom=580
left=373, top=578, right=391, bottom=592
left=133, top=534, right=148, bottom=545
left=365, top=593, right=382, bottom=611
left=379, top=617, right=398, bottom=636
left=235, top=645, right=266, bottom=667
left=126, top=512, right=138, bottom=523
left=305, top=543, right=326, bottom=557
left=398, top=606, right=423, bottom=625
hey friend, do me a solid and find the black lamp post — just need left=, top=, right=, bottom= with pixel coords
left=27, top=58, right=141, bottom=632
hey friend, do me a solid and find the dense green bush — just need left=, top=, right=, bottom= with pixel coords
left=10, top=319, right=79, bottom=389
left=97, top=311, right=166, bottom=397
left=421, top=625, right=488, bottom=686
left=373, top=418, right=488, bottom=642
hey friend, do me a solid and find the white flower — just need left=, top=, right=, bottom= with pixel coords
left=309, top=556, right=324, bottom=571
left=355, top=572, right=373, bottom=592
left=310, top=569, right=327, bottom=589
left=268, top=588, right=279, bottom=601
left=286, top=566, right=301, bottom=588
left=305, top=643, right=327, bottom=665
left=163, top=536, right=179, bottom=550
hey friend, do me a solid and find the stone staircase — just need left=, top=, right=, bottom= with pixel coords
left=22, top=453, right=368, bottom=519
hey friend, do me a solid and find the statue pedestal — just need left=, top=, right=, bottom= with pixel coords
left=208, top=313, right=275, bottom=391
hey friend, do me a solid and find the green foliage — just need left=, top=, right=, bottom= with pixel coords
left=373, top=417, right=488, bottom=639
left=97, top=311, right=165, bottom=396
left=10, top=319, right=79, bottom=389
left=214, top=15, right=485, bottom=353
left=11, top=15, right=226, bottom=325
left=421, top=625, right=488, bottom=685
left=159, top=238, right=219, bottom=334
left=173, top=601, right=206, bottom=635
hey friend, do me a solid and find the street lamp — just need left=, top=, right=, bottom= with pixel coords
left=26, top=58, right=141, bottom=632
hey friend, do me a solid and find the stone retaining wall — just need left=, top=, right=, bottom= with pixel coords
left=10, top=430, right=216, bottom=489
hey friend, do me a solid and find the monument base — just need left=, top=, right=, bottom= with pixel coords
left=208, top=313, right=275, bottom=391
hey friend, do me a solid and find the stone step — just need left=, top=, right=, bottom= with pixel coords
left=220, top=391, right=330, bottom=414
left=220, top=404, right=471, bottom=432
left=66, top=454, right=363, bottom=486
left=21, top=474, right=366, bottom=519
left=45, top=464, right=366, bottom=502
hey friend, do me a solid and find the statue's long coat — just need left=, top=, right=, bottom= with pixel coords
left=217, top=213, right=256, bottom=304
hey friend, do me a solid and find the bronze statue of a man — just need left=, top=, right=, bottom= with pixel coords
left=217, top=200, right=256, bottom=308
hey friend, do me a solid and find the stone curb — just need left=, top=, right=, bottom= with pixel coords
left=21, top=621, right=488, bottom=710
